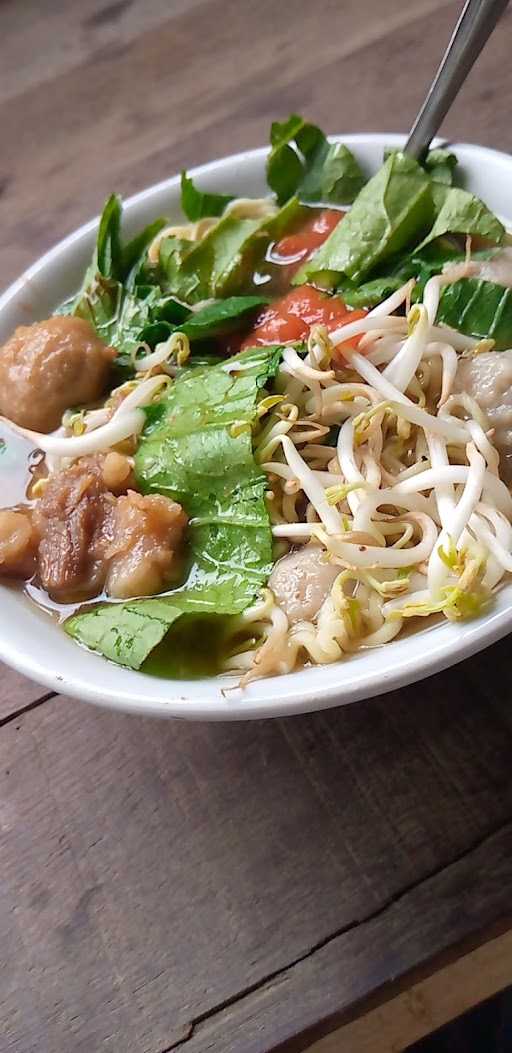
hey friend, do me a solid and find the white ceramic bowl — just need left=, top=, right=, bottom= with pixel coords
left=1, top=134, right=512, bottom=720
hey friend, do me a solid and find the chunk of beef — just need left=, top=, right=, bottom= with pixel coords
left=105, top=492, right=188, bottom=599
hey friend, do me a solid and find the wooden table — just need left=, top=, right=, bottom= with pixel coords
left=2, top=2, right=512, bottom=1050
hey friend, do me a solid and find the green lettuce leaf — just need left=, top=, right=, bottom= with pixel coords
left=159, top=197, right=307, bottom=303
left=181, top=171, right=234, bottom=221
left=159, top=217, right=263, bottom=302
left=295, top=150, right=503, bottom=290
left=267, top=114, right=365, bottom=206
left=416, top=186, right=505, bottom=250
left=295, top=152, right=433, bottom=285
left=66, top=599, right=185, bottom=670
left=65, top=344, right=281, bottom=668
left=384, top=146, right=458, bottom=186
left=423, top=147, right=458, bottom=185
left=436, top=277, right=512, bottom=349
left=337, top=240, right=497, bottom=309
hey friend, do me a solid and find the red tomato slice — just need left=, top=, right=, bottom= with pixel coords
left=269, top=208, right=344, bottom=281
left=241, top=285, right=368, bottom=352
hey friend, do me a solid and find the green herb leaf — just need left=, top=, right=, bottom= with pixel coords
left=180, top=171, right=234, bottom=221
left=95, top=193, right=123, bottom=279
left=423, top=147, right=458, bottom=185
left=66, top=344, right=282, bottom=668
left=159, top=197, right=308, bottom=303
left=337, top=275, right=403, bottom=309
left=122, top=217, right=167, bottom=289
left=267, top=114, right=365, bottom=206
left=180, top=296, right=267, bottom=339
left=296, top=151, right=433, bottom=285
left=384, top=145, right=458, bottom=186
left=66, top=599, right=185, bottom=670
left=416, top=186, right=505, bottom=250
left=436, top=277, right=512, bottom=349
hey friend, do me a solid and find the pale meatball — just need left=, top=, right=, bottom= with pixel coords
left=269, top=544, right=340, bottom=624
left=454, top=351, right=512, bottom=482
left=105, top=492, right=188, bottom=599
left=0, top=316, right=114, bottom=433
left=474, top=246, right=512, bottom=288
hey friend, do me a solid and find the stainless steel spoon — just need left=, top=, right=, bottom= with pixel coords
left=405, top=0, right=509, bottom=160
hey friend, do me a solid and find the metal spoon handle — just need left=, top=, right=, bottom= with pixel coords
left=405, top=0, right=508, bottom=160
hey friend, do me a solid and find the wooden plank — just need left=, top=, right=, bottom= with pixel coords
left=0, top=0, right=206, bottom=102
left=2, top=2, right=512, bottom=1051
left=305, top=926, right=512, bottom=1053
left=0, top=0, right=451, bottom=291
left=2, top=634, right=512, bottom=1052
left=181, top=827, right=512, bottom=1053
left=0, top=665, right=50, bottom=722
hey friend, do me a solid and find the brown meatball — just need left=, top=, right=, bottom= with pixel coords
left=0, top=316, right=114, bottom=433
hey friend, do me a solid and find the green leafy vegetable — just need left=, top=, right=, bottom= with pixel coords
left=416, top=186, right=505, bottom=250
left=123, top=217, right=167, bottom=289
left=159, top=197, right=307, bottom=303
left=337, top=239, right=497, bottom=309
left=423, top=147, right=458, bottom=185
left=159, top=217, right=263, bottom=302
left=66, top=195, right=170, bottom=355
left=296, top=149, right=503, bottom=291
left=384, top=146, right=458, bottom=185
left=66, top=599, right=185, bottom=670
left=267, top=114, right=365, bottom=206
left=436, top=278, right=512, bottom=349
left=94, top=193, right=123, bottom=280
left=179, top=296, right=267, bottom=339
left=337, top=274, right=404, bottom=309
left=296, top=151, right=433, bottom=285
left=66, top=344, right=282, bottom=668
left=181, top=171, right=234, bottom=221
left=81, top=194, right=167, bottom=288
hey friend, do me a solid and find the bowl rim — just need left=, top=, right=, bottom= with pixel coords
left=1, top=132, right=512, bottom=721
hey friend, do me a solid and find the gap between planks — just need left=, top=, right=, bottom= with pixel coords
left=0, top=690, right=56, bottom=728
left=161, top=816, right=512, bottom=1052
left=304, top=924, right=512, bottom=1053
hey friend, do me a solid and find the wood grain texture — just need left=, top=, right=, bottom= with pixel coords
left=305, top=927, right=512, bottom=1053
left=3, top=633, right=512, bottom=1053
left=0, top=0, right=453, bottom=291
left=2, top=2, right=512, bottom=1051
left=0, top=666, right=50, bottom=721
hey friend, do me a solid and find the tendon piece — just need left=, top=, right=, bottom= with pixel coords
left=454, top=351, right=512, bottom=483
left=269, top=544, right=340, bottom=624
left=34, top=456, right=116, bottom=601
left=105, top=492, right=188, bottom=599
left=0, top=316, right=115, bottom=433
left=0, top=509, right=39, bottom=577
